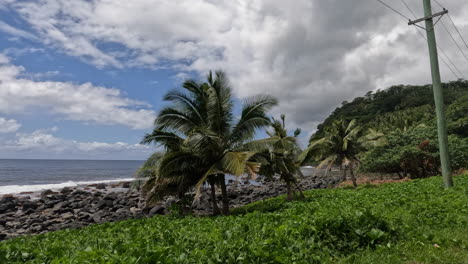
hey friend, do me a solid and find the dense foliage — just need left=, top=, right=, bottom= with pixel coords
left=311, top=80, right=468, bottom=141
left=300, top=119, right=383, bottom=187
left=1, top=175, right=467, bottom=263
left=307, top=80, right=468, bottom=177
left=360, top=126, right=468, bottom=178
left=252, top=114, right=304, bottom=200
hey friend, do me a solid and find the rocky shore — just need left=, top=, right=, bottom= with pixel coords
left=0, top=174, right=341, bottom=241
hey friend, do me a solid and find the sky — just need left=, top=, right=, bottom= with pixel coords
left=0, top=0, right=467, bottom=160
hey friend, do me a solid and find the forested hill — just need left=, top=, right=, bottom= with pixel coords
left=310, top=80, right=468, bottom=141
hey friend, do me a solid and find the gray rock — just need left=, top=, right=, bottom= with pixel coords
left=40, top=189, right=54, bottom=196
left=61, top=212, right=74, bottom=220
left=1, top=195, right=17, bottom=203
left=95, top=183, right=106, bottom=190
left=0, top=202, right=16, bottom=214
left=22, top=201, right=38, bottom=211
left=92, top=211, right=107, bottom=223
left=103, top=193, right=118, bottom=201
left=148, top=205, right=166, bottom=217
left=60, top=187, right=73, bottom=194
left=71, top=189, right=88, bottom=196
left=96, top=199, right=113, bottom=209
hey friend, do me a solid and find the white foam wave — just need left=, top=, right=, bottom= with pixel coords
left=0, top=178, right=135, bottom=195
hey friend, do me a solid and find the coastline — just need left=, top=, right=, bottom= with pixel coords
left=0, top=174, right=341, bottom=241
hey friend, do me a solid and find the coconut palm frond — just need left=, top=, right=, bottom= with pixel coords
left=141, top=130, right=184, bottom=151
left=194, top=164, right=222, bottom=201
left=156, top=107, right=199, bottom=134
left=220, top=151, right=257, bottom=176
left=163, top=90, right=206, bottom=125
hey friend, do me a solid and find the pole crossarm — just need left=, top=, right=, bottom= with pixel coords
left=408, top=9, right=447, bottom=26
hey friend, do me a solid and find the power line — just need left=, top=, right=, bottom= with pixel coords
left=416, top=27, right=462, bottom=79
left=437, top=14, right=468, bottom=64
left=433, top=0, right=468, bottom=52
left=400, top=0, right=463, bottom=79
left=376, top=0, right=462, bottom=79
left=376, top=0, right=411, bottom=21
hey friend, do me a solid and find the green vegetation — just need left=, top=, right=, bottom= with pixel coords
left=1, top=175, right=467, bottom=263
left=300, top=119, right=384, bottom=187
left=361, top=126, right=468, bottom=178
left=140, top=71, right=277, bottom=215
left=312, top=80, right=468, bottom=140
left=252, top=114, right=304, bottom=200
left=305, top=80, right=468, bottom=180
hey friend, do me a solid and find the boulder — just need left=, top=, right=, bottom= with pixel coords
left=61, top=212, right=74, bottom=220
left=95, top=183, right=106, bottom=190
left=22, top=201, right=38, bottom=211
left=148, top=205, right=166, bottom=217
left=71, top=189, right=89, bottom=196
left=60, top=187, right=73, bottom=194
left=1, top=195, right=17, bottom=203
left=96, top=199, right=113, bottom=209
left=103, top=192, right=118, bottom=201
left=91, top=211, right=107, bottom=223
left=121, top=182, right=131, bottom=188
left=0, top=202, right=16, bottom=214
left=52, top=202, right=73, bottom=214
left=40, top=189, right=54, bottom=196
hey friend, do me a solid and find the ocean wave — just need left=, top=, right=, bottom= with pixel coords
left=0, top=178, right=135, bottom=195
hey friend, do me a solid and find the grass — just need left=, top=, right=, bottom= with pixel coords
left=1, top=175, right=467, bottom=263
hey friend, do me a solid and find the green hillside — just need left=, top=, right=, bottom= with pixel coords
left=305, top=80, right=468, bottom=178
left=311, top=80, right=468, bottom=141
left=1, top=175, right=467, bottom=263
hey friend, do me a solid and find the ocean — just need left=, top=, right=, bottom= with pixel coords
left=0, top=159, right=144, bottom=195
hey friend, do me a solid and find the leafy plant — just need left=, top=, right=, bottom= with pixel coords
left=141, top=71, right=277, bottom=215
left=252, top=114, right=305, bottom=200
left=1, top=175, right=467, bottom=263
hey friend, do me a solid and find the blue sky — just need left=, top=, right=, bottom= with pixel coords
left=0, top=0, right=466, bottom=160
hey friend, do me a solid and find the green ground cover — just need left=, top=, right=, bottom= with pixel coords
left=1, top=175, right=467, bottom=264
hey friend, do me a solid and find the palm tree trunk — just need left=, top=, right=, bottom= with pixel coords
left=210, top=182, right=220, bottom=216
left=396, top=171, right=403, bottom=179
left=349, top=166, right=357, bottom=188
left=219, top=174, right=230, bottom=215
left=292, top=180, right=305, bottom=199
left=286, top=181, right=293, bottom=201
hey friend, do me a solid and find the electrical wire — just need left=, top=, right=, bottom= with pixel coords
left=438, top=15, right=468, bottom=64
left=400, top=0, right=463, bottom=79
left=433, top=0, right=468, bottom=52
left=376, top=0, right=411, bottom=21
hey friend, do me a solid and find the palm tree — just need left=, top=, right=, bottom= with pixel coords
left=253, top=114, right=305, bottom=200
left=142, top=71, right=277, bottom=215
left=299, top=119, right=382, bottom=188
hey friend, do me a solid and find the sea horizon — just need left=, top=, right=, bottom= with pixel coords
left=0, top=159, right=144, bottom=194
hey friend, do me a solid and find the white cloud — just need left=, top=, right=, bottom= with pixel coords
left=2, top=129, right=152, bottom=158
left=0, top=55, right=155, bottom=129
left=0, top=53, right=9, bottom=64
left=0, top=20, right=38, bottom=41
left=4, top=0, right=468, bottom=133
left=0, top=117, right=21, bottom=133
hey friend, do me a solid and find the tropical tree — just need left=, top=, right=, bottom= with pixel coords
left=253, top=114, right=304, bottom=200
left=142, top=71, right=277, bottom=215
left=300, top=119, right=383, bottom=188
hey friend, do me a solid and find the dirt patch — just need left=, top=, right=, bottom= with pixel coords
left=338, top=177, right=411, bottom=187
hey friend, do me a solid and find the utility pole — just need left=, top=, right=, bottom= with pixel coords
left=409, top=0, right=453, bottom=187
